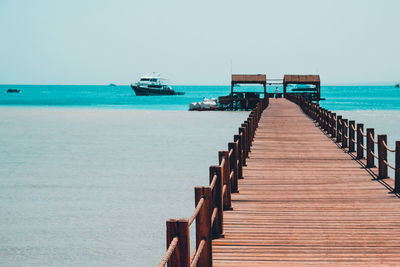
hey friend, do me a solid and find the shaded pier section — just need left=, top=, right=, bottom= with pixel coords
left=212, top=98, right=400, bottom=266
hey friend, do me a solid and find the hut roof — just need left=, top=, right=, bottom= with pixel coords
left=232, top=74, right=266, bottom=84
left=283, top=75, right=320, bottom=84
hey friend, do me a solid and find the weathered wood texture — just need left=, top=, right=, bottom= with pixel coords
left=212, top=98, right=400, bottom=266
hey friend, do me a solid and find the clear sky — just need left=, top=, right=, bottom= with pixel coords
left=0, top=0, right=399, bottom=85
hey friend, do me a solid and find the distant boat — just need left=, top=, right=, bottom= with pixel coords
left=109, top=83, right=117, bottom=87
left=6, top=89, right=20, bottom=93
left=395, top=83, right=399, bottom=88
left=131, top=73, right=184, bottom=96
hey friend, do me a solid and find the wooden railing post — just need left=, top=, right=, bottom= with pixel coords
left=194, top=187, right=212, bottom=267
left=239, top=127, right=247, bottom=165
left=366, top=128, right=375, bottom=168
left=209, top=166, right=223, bottom=238
left=378, top=135, right=388, bottom=179
left=342, top=119, right=348, bottom=148
left=332, top=113, right=337, bottom=138
left=228, top=142, right=239, bottom=193
left=349, top=120, right=355, bottom=152
left=324, top=110, right=328, bottom=132
left=336, top=115, right=342, bottom=143
left=357, top=123, right=364, bottom=159
left=394, top=141, right=400, bottom=193
left=167, top=219, right=190, bottom=267
left=242, top=122, right=250, bottom=152
left=219, top=151, right=232, bottom=210
left=249, top=115, right=255, bottom=140
left=234, top=135, right=243, bottom=179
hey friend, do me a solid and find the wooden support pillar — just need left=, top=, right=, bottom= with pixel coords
left=393, top=141, right=400, bottom=193
left=336, top=115, right=342, bottom=143
left=234, top=135, right=243, bottom=179
left=332, top=113, right=336, bottom=138
left=167, top=219, right=190, bottom=267
left=194, top=187, right=212, bottom=267
left=263, top=83, right=266, bottom=97
left=239, top=127, right=246, bottom=166
left=283, top=83, right=287, bottom=98
left=378, top=135, right=388, bottom=179
left=229, top=142, right=239, bottom=193
left=356, top=123, right=364, bottom=159
left=349, top=120, right=355, bottom=152
left=342, top=119, right=348, bottom=148
left=209, top=166, right=223, bottom=238
left=366, top=128, right=375, bottom=168
left=219, top=151, right=232, bottom=210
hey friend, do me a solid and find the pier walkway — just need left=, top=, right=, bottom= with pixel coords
left=212, top=98, right=400, bottom=266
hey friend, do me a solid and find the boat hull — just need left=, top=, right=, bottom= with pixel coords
left=131, top=85, right=184, bottom=96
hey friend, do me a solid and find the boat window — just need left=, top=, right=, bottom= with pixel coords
left=150, top=79, right=157, bottom=82
left=140, top=78, right=150, bottom=81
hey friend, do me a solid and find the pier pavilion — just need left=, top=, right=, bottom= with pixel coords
left=283, top=74, right=321, bottom=101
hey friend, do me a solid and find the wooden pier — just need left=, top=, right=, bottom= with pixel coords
left=159, top=96, right=400, bottom=266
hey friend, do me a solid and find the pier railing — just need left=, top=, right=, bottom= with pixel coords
left=286, top=94, right=400, bottom=192
left=158, top=98, right=269, bottom=267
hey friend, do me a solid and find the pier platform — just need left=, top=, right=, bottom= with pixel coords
left=212, top=98, right=400, bottom=266
left=159, top=97, right=400, bottom=267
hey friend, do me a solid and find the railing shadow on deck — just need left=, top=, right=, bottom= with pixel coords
left=158, top=97, right=269, bottom=267
left=286, top=94, right=400, bottom=197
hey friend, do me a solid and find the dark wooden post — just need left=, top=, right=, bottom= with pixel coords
left=324, top=110, right=329, bottom=132
left=228, top=142, right=239, bottom=193
left=194, top=187, right=212, bottom=266
left=357, top=123, right=364, bottom=159
left=234, top=135, right=243, bottom=179
left=219, top=151, right=232, bottom=210
left=242, top=122, right=250, bottom=152
left=239, top=127, right=246, bottom=166
left=366, top=128, right=375, bottom=168
left=336, top=115, right=342, bottom=143
left=342, top=119, right=348, bottom=148
left=378, top=135, right=388, bottom=179
left=394, top=141, right=400, bottom=193
left=332, top=113, right=336, bottom=138
left=166, top=219, right=190, bottom=267
left=209, top=166, right=223, bottom=238
left=318, top=107, right=322, bottom=126
left=349, top=120, right=355, bottom=152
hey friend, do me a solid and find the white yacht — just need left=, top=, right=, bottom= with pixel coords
left=131, top=73, right=184, bottom=96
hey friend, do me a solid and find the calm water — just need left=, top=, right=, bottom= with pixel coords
left=0, top=84, right=399, bottom=110
left=0, top=84, right=399, bottom=266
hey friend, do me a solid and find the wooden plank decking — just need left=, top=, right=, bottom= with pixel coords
left=212, top=98, right=400, bottom=266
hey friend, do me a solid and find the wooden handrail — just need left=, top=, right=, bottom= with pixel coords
left=157, top=98, right=270, bottom=267
left=286, top=94, right=400, bottom=193
left=159, top=236, right=179, bottom=267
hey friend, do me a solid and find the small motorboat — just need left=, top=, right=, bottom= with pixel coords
left=131, top=73, right=184, bottom=96
left=6, top=89, right=20, bottom=93
left=189, top=98, right=218, bottom=111
left=395, top=83, right=399, bottom=88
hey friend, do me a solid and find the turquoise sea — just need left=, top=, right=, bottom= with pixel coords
left=0, top=84, right=399, bottom=266
left=0, top=84, right=399, bottom=110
